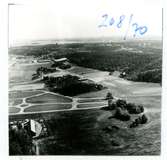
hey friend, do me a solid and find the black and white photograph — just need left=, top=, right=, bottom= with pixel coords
left=7, top=0, right=164, bottom=157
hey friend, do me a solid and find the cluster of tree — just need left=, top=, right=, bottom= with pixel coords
left=108, top=99, right=144, bottom=114
left=129, top=69, right=162, bottom=83
left=32, top=67, right=57, bottom=80
left=51, top=62, right=71, bottom=69
left=59, top=63, right=71, bottom=69
left=36, top=67, right=57, bottom=74
left=106, top=92, right=146, bottom=122
left=114, top=107, right=131, bottom=121
left=129, top=114, right=148, bottom=128
left=9, top=42, right=162, bottom=83
left=9, top=125, right=34, bottom=155
left=43, top=74, right=104, bottom=96
left=9, top=44, right=59, bottom=57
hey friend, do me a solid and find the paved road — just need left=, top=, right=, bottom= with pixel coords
left=9, top=90, right=108, bottom=116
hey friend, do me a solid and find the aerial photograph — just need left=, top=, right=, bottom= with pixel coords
left=8, top=0, right=162, bottom=156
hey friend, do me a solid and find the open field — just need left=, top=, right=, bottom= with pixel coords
left=10, top=83, right=45, bottom=91
left=10, top=108, right=160, bottom=155
left=9, top=107, right=20, bottom=114
left=9, top=90, right=44, bottom=99
left=24, top=104, right=72, bottom=112
left=9, top=57, right=51, bottom=84
left=26, top=93, right=72, bottom=103
left=78, top=98, right=105, bottom=103
left=9, top=99, right=22, bottom=106
left=9, top=41, right=161, bottom=155
left=68, top=66, right=100, bottom=75
left=77, top=102, right=107, bottom=108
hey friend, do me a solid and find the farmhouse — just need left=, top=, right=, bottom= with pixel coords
left=51, top=57, right=69, bottom=68
left=23, top=119, right=43, bottom=138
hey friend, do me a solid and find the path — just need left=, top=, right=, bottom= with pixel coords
left=9, top=90, right=108, bottom=116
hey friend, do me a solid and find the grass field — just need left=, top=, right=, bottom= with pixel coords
left=9, top=90, right=44, bottom=99
left=9, top=99, right=23, bottom=106
left=9, top=62, right=51, bottom=84
left=78, top=99, right=105, bottom=103
left=26, top=93, right=72, bottom=103
left=9, top=107, right=20, bottom=114
left=68, top=66, right=99, bottom=75
left=24, top=104, right=72, bottom=112
left=77, top=102, right=107, bottom=108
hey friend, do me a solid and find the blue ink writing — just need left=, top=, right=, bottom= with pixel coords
left=109, top=17, right=115, bottom=26
left=98, top=13, right=148, bottom=40
left=98, top=14, right=108, bottom=27
left=117, top=15, right=126, bottom=28
left=132, top=23, right=148, bottom=37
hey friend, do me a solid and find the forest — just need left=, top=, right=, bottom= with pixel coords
left=9, top=40, right=162, bottom=83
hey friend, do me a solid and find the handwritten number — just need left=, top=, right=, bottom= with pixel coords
left=132, top=23, right=147, bottom=37
left=117, top=15, right=125, bottom=28
left=98, top=14, right=108, bottom=27
left=109, top=17, right=115, bottom=26
left=132, top=23, right=138, bottom=37
left=138, top=26, right=148, bottom=35
left=98, top=13, right=148, bottom=39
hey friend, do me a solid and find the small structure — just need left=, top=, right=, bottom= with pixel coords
left=37, top=59, right=51, bottom=63
left=30, top=119, right=43, bottom=138
left=53, top=57, right=68, bottom=63
left=23, top=119, right=43, bottom=138
left=51, top=58, right=68, bottom=68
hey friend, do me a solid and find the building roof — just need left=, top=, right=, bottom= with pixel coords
left=54, top=57, right=68, bottom=62
left=30, top=120, right=42, bottom=137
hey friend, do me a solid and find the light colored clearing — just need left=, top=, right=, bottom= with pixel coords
left=46, top=71, right=67, bottom=77
left=75, top=89, right=109, bottom=98
left=111, top=71, right=120, bottom=77
left=102, top=81, right=116, bottom=87
left=97, top=111, right=112, bottom=121
left=113, top=79, right=132, bottom=85
left=10, top=83, right=44, bottom=91
left=133, top=87, right=161, bottom=95
left=114, top=46, right=143, bottom=53
left=9, top=60, right=51, bottom=83
left=9, top=107, right=20, bottom=114
left=68, top=66, right=99, bottom=75
left=24, top=104, right=72, bottom=112
left=84, top=72, right=109, bottom=83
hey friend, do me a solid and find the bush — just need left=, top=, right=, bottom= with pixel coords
left=114, top=107, right=130, bottom=121
left=116, top=99, right=127, bottom=109
left=108, top=100, right=116, bottom=110
left=106, top=92, right=113, bottom=100
left=43, top=75, right=104, bottom=96
left=126, top=103, right=144, bottom=114
left=129, top=114, right=148, bottom=128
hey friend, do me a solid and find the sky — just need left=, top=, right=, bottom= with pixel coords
left=9, top=0, right=162, bottom=45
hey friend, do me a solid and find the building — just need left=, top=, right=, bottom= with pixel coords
left=30, top=120, right=43, bottom=138
left=53, top=57, right=68, bottom=63
left=23, top=119, right=43, bottom=138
